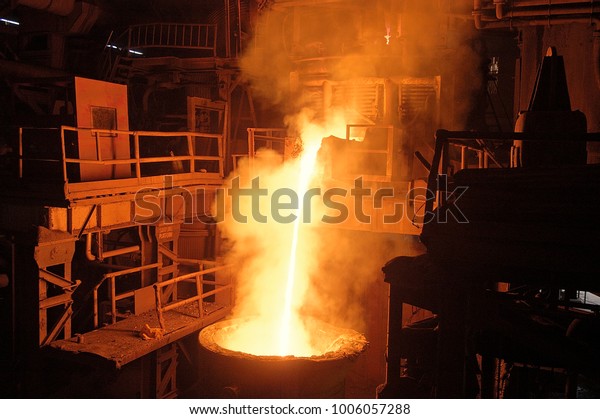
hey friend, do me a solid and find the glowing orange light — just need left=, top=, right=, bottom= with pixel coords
left=279, top=141, right=321, bottom=355
left=216, top=111, right=348, bottom=358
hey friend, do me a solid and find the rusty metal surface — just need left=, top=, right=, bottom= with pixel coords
left=74, top=77, right=130, bottom=182
left=47, top=301, right=230, bottom=369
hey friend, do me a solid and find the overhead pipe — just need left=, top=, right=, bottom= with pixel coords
left=478, top=0, right=599, bottom=20
left=473, top=0, right=600, bottom=28
left=476, top=15, right=599, bottom=28
left=512, top=0, right=595, bottom=6
left=474, top=1, right=600, bottom=101
left=12, top=0, right=75, bottom=16
left=504, top=7, right=600, bottom=19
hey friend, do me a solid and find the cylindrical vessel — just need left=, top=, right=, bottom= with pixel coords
left=198, top=317, right=368, bottom=398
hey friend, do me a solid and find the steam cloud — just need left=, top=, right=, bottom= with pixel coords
left=218, top=1, right=481, bottom=353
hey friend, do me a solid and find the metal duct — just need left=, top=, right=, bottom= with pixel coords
left=13, top=0, right=75, bottom=16
left=473, top=0, right=600, bottom=29
left=0, top=57, right=69, bottom=78
left=68, top=1, right=101, bottom=34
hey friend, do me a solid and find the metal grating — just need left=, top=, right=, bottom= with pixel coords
left=399, top=77, right=440, bottom=125
left=331, top=82, right=383, bottom=122
left=302, top=85, right=325, bottom=114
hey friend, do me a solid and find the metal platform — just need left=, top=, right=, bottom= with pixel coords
left=46, top=301, right=230, bottom=369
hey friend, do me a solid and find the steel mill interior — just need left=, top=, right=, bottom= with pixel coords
left=1, top=0, right=600, bottom=399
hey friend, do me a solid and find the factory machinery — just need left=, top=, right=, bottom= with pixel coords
left=379, top=47, right=600, bottom=399
left=1, top=0, right=599, bottom=399
left=0, top=75, right=233, bottom=398
left=0, top=1, right=245, bottom=397
left=0, top=0, right=455, bottom=398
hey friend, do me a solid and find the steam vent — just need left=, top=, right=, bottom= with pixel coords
left=2, top=0, right=600, bottom=403
left=198, top=318, right=369, bottom=398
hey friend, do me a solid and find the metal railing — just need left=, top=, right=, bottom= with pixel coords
left=246, top=128, right=291, bottom=158
left=17, top=127, right=62, bottom=180
left=128, top=23, right=217, bottom=55
left=153, top=263, right=232, bottom=330
left=61, top=126, right=224, bottom=182
left=245, top=125, right=395, bottom=182
left=17, top=126, right=224, bottom=186
left=13, top=125, right=224, bottom=203
left=238, top=128, right=295, bottom=171
left=93, top=259, right=231, bottom=329
left=340, top=124, right=394, bottom=182
left=425, top=129, right=600, bottom=219
left=449, top=140, right=503, bottom=171
left=93, top=262, right=160, bottom=328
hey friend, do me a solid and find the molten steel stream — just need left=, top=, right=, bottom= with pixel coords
left=217, top=114, right=349, bottom=358
left=279, top=143, right=321, bottom=356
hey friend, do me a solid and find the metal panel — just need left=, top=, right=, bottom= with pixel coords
left=134, top=285, right=156, bottom=315
left=75, top=77, right=130, bottom=181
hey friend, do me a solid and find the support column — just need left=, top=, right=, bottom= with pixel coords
left=33, top=227, right=78, bottom=346
left=156, top=344, right=179, bottom=398
left=156, top=223, right=181, bottom=302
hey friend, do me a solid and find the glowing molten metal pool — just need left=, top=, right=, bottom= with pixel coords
left=199, top=317, right=368, bottom=398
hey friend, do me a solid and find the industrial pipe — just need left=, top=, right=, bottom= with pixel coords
left=475, top=15, right=599, bottom=28
left=473, top=0, right=484, bottom=29
left=85, top=233, right=96, bottom=261
left=472, top=0, right=600, bottom=29
left=494, top=0, right=506, bottom=20
left=504, top=7, right=600, bottom=19
left=473, top=0, right=600, bottom=28
left=512, top=0, right=595, bottom=6
left=13, top=0, right=75, bottom=16
left=100, top=245, right=140, bottom=260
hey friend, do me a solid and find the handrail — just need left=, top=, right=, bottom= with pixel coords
left=424, top=129, right=600, bottom=222
left=447, top=140, right=503, bottom=171
left=92, top=258, right=226, bottom=328
left=153, top=264, right=232, bottom=330
left=58, top=125, right=224, bottom=184
left=93, top=262, right=161, bottom=328
left=247, top=128, right=290, bottom=158
left=314, top=124, right=394, bottom=183
left=127, top=23, right=217, bottom=56
left=18, top=127, right=62, bottom=179
left=16, top=125, right=224, bottom=185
